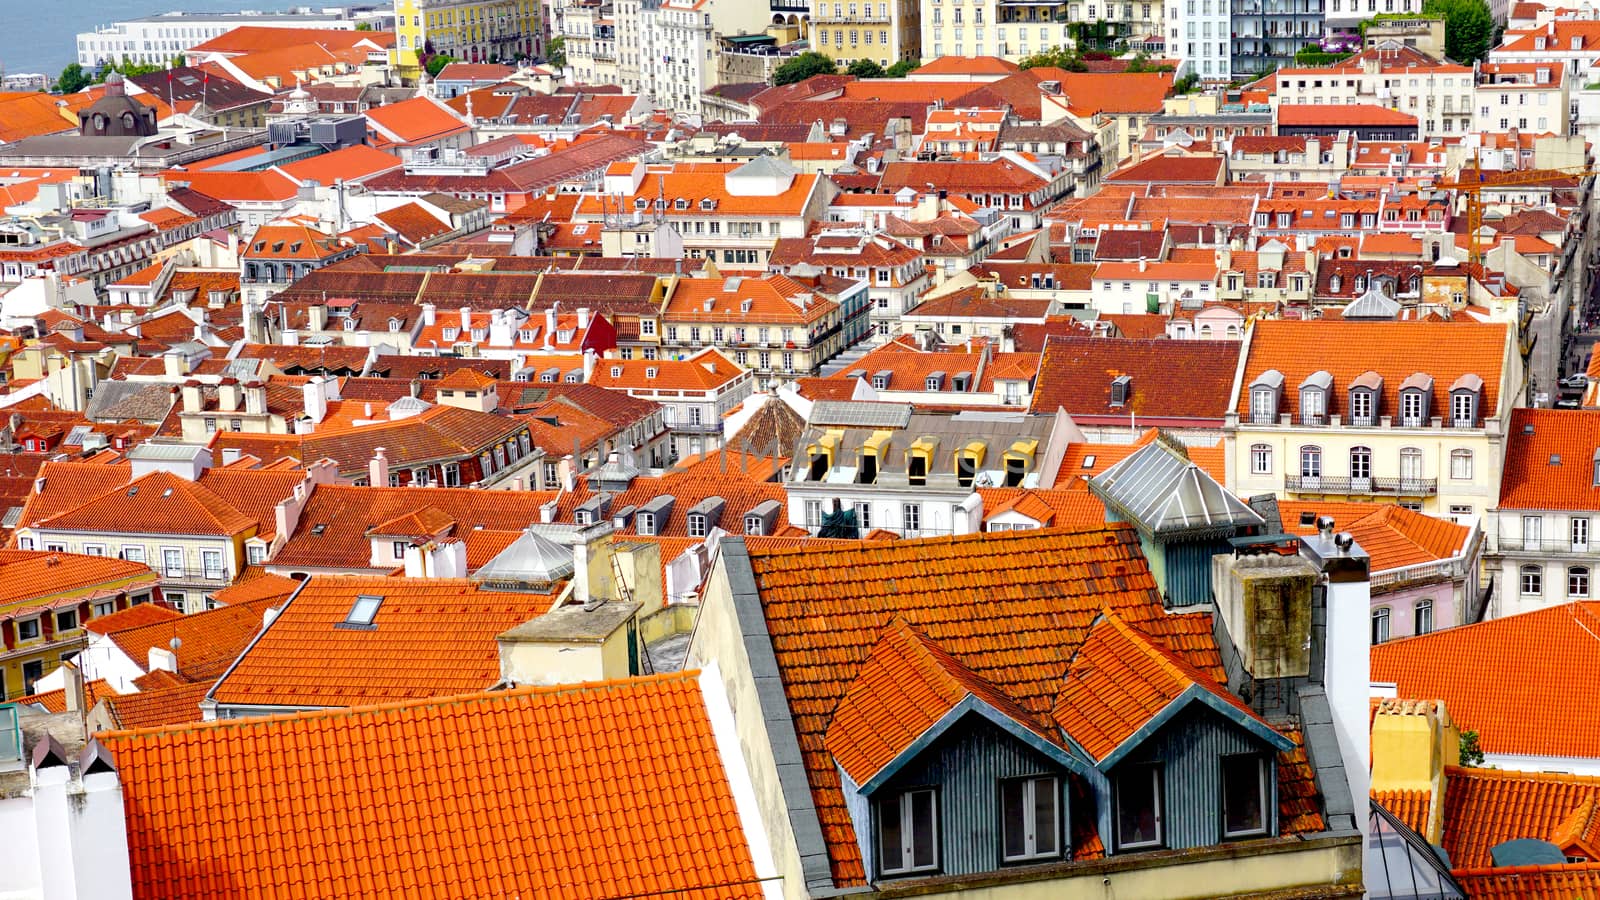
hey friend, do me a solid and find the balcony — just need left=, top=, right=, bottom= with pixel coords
left=1494, top=536, right=1594, bottom=554
left=159, top=567, right=231, bottom=586
left=1285, top=475, right=1438, bottom=497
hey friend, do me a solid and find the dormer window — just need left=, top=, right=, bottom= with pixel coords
left=872, top=371, right=891, bottom=390
left=442, top=326, right=460, bottom=341
left=1110, top=374, right=1131, bottom=407
left=636, top=512, right=655, bottom=535
left=1450, top=374, right=1483, bottom=428
left=1249, top=369, right=1284, bottom=424
left=1299, top=371, right=1331, bottom=426
left=878, top=788, right=939, bottom=876
left=687, top=513, right=708, bottom=537
left=1348, top=371, right=1382, bottom=427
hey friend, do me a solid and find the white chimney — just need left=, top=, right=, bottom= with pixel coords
left=30, top=739, right=136, bottom=900
left=421, top=302, right=437, bottom=326
left=369, top=447, right=389, bottom=487
left=147, top=646, right=178, bottom=674
left=459, top=306, right=472, bottom=330
left=576, top=307, right=591, bottom=329
left=302, top=378, right=329, bottom=425
left=582, top=348, right=597, bottom=381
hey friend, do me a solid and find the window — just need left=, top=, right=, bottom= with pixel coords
left=1371, top=607, right=1390, bottom=643
left=1250, top=388, right=1276, bottom=423
left=1449, top=505, right=1473, bottom=523
left=1349, top=390, right=1372, bottom=425
left=1414, top=599, right=1433, bottom=635
left=1570, top=566, right=1591, bottom=598
left=1399, top=447, right=1423, bottom=486
left=854, top=502, right=872, bottom=531
left=56, top=609, right=78, bottom=632
left=162, top=548, right=184, bottom=578
left=1299, top=446, right=1322, bottom=479
left=393, top=540, right=409, bottom=560
left=687, top=514, right=708, bottom=538
left=1220, top=755, right=1269, bottom=838
left=1451, top=392, right=1475, bottom=427
left=1238, top=442, right=1270, bottom=476
left=344, top=594, right=383, bottom=626
left=16, top=618, right=40, bottom=641
left=1115, top=764, right=1162, bottom=850
left=1450, top=449, right=1473, bottom=480
left=1349, top=447, right=1372, bottom=484
left=879, top=789, right=938, bottom=875
left=1524, top=515, right=1543, bottom=547
left=247, top=544, right=266, bottom=565
left=1574, top=517, right=1590, bottom=551
left=123, top=545, right=145, bottom=564
left=1521, top=565, right=1543, bottom=596
left=1001, top=776, right=1060, bottom=862
left=83, top=544, right=105, bottom=557
left=902, top=503, right=921, bottom=535
left=201, top=550, right=224, bottom=580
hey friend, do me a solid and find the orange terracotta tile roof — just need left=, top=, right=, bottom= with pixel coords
left=101, top=679, right=213, bottom=730
left=665, top=274, right=837, bottom=326
left=554, top=471, right=787, bottom=538
left=0, top=92, right=78, bottom=143
left=107, top=597, right=280, bottom=684
left=0, top=551, right=157, bottom=612
left=276, top=143, right=404, bottom=185
left=824, top=619, right=1060, bottom=786
left=98, top=673, right=764, bottom=900
left=12, top=679, right=117, bottom=713
left=1277, top=104, right=1418, bottom=127
left=1452, top=863, right=1600, bottom=900
left=84, top=602, right=182, bottom=634
left=270, top=486, right=558, bottom=572
left=375, top=201, right=451, bottom=244
left=572, top=163, right=822, bottom=219
left=1373, top=788, right=1432, bottom=835
left=741, top=525, right=1227, bottom=885
left=13, top=460, right=134, bottom=532
left=1440, top=766, right=1600, bottom=868
left=209, top=404, right=528, bottom=477
left=1277, top=727, right=1327, bottom=834
left=1500, top=408, right=1600, bottom=510
left=1031, top=335, right=1241, bottom=420
left=1236, top=320, right=1509, bottom=421
left=208, top=572, right=301, bottom=607
left=209, top=576, right=551, bottom=708
left=161, top=169, right=298, bottom=203
left=977, top=488, right=1107, bottom=525
left=1371, top=603, right=1600, bottom=760
left=588, top=349, right=746, bottom=392
left=34, top=470, right=255, bottom=537
left=243, top=219, right=353, bottom=260
left=1277, top=501, right=1471, bottom=573
left=1052, top=613, right=1283, bottom=763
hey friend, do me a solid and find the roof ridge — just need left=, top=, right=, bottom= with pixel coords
left=101, top=670, right=703, bottom=741
left=1445, top=764, right=1600, bottom=787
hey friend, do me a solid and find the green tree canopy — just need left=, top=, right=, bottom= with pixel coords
left=545, top=36, right=566, bottom=68
left=1423, top=0, right=1494, bottom=62
left=425, top=54, right=457, bottom=78
left=54, top=63, right=93, bottom=94
left=885, top=59, right=919, bottom=77
left=1459, top=730, right=1485, bottom=767
left=1018, top=45, right=1088, bottom=72
left=772, top=51, right=837, bottom=86
left=846, top=58, right=886, bottom=78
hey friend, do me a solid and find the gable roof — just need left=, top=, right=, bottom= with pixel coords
left=1277, top=501, right=1472, bottom=572
left=1054, top=613, right=1289, bottom=765
left=107, top=596, right=280, bottom=684
left=33, top=470, right=255, bottom=538
left=734, top=525, right=1227, bottom=885
left=208, top=576, right=551, bottom=709
left=1371, top=603, right=1600, bottom=760
left=100, top=679, right=214, bottom=730
left=98, top=673, right=765, bottom=900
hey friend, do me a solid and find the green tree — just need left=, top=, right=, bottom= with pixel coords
left=1018, top=45, right=1088, bottom=71
left=1423, top=0, right=1494, bottom=62
left=1173, top=72, right=1200, bottom=94
left=847, top=58, right=886, bottom=78
left=97, top=59, right=169, bottom=81
left=355, top=21, right=374, bottom=30
left=425, top=54, right=457, bottom=78
left=1459, top=730, right=1485, bottom=767
left=772, top=51, right=837, bottom=86
left=885, top=59, right=919, bottom=77
left=545, top=35, right=566, bottom=68
left=54, top=63, right=93, bottom=94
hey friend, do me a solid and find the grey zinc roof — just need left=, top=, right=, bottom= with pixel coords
left=1343, top=284, right=1401, bottom=320
left=808, top=400, right=913, bottom=429
left=1089, top=435, right=1263, bottom=538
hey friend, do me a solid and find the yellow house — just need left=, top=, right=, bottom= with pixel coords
left=0, top=552, right=158, bottom=699
left=392, top=0, right=543, bottom=77
left=810, top=0, right=921, bottom=67
left=1225, top=318, right=1520, bottom=522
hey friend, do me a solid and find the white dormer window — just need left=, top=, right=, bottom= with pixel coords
left=442, top=326, right=460, bottom=341
left=343, top=317, right=357, bottom=331
left=611, top=366, right=623, bottom=377
left=634, top=198, right=648, bottom=209
left=687, top=513, right=707, bottom=537
left=872, top=374, right=889, bottom=389
left=926, top=376, right=941, bottom=390
left=646, top=367, right=657, bottom=378
left=636, top=512, right=655, bottom=535
left=471, top=328, right=487, bottom=342
left=518, top=329, right=535, bottom=342
left=1452, top=391, right=1476, bottom=427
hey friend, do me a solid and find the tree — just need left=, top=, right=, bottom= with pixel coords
left=545, top=36, right=566, bottom=68
left=425, top=54, right=457, bottom=78
left=96, top=59, right=169, bottom=82
left=1459, top=730, right=1485, bottom=767
left=772, top=51, right=837, bottom=86
left=885, top=59, right=919, bottom=77
left=1423, top=0, right=1494, bottom=62
left=1018, top=45, right=1088, bottom=72
left=1173, top=72, right=1200, bottom=94
left=355, top=21, right=374, bottom=30
left=54, top=63, right=92, bottom=94
left=1125, top=50, right=1153, bottom=72
left=847, top=58, right=886, bottom=78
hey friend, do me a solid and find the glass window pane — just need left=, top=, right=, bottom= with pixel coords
left=1116, top=765, right=1160, bottom=847
left=1001, top=780, right=1028, bottom=859
left=1222, top=755, right=1266, bottom=836
left=879, top=796, right=904, bottom=872
left=1033, top=778, right=1059, bottom=855
left=910, top=790, right=937, bottom=869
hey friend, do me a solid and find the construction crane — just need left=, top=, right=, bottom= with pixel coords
left=1433, top=163, right=1600, bottom=267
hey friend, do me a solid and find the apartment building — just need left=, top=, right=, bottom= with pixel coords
left=659, top=274, right=852, bottom=388
left=1226, top=319, right=1520, bottom=521
left=77, top=9, right=371, bottom=67
left=636, top=0, right=773, bottom=115
left=561, top=0, right=620, bottom=86
left=1170, top=0, right=1232, bottom=81
left=768, top=229, right=927, bottom=339
left=1487, top=408, right=1600, bottom=619
left=587, top=349, right=755, bottom=460
left=1230, top=0, right=1325, bottom=76
left=811, top=0, right=921, bottom=66
left=1472, top=62, right=1570, bottom=138
left=1270, top=46, right=1473, bottom=138
left=392, top=0, right=543, bottom=75
left=918, top=0, right=1161, bottom=61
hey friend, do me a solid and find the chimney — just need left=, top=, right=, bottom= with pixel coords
left=162, top=351, right=186, bottom=379
left=180, top=380, right=204, bottom=413
left=459, top=306, right=472, bottom=331
left=309, top=304, right=328, bottom=332
left=1138, top=256, right=1147, bottom=272
left=421, top=302, right=437, bottom=326
left=217, top=378, right=242, bottom=412
left=147, top=646, right=178, bottom=674
left=369, top=447, right=389, bottom=487
left=1299, top=523, right=1373, bottom=839
left=582, top=348, right=597, bottom=382
left=31, top=739, right=136, bottom=900
left=544, top=306, right=557, bottom=346
left=1370, top=698, right=1458, bottom=845
left=243, top=381, right=267, bottom=415
left=576, top=307, right=591, bottom=330
left=558, top=455, right=575, bottom=491
left=567, top=521, right=617, bottom=606
left=302, top=376, right=329, bottom=425
left=62, top=660, right=84, bottom=713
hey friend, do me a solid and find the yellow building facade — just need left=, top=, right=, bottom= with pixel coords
left=392, top=0, right=543, bottom=75
left=810, top=0, right=921, bottom=66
